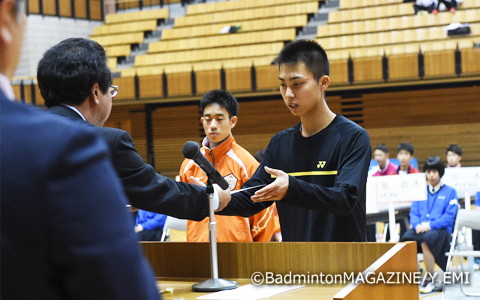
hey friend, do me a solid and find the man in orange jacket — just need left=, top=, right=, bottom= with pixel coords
left=179, top=89, right=280, bottom=242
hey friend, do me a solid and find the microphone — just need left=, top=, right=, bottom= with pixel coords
left=182, top=141, right=229, bottom=190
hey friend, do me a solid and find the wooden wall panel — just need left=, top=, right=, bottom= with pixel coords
left=42, top=0, right=56, bottom=15
left=74, top=0, right=87, bottom=19
left=59, top=0, right=72, bottom=17
left=225, top=67, right=251, bottom=92
left=423, top=50, right=456, bottom=78
left=28, top=0, right=40, bottom=14
left=195, top=70, right=221, bottom=95
left=329, top=59, right=349, bottom=86
left=256, top=65, right=279, bottom=92
left=388, top=53, right=419, bottom=81
left=353, top=56, right=383, bottom=83
left=167, top=73, right=192, bottom=96
left=461, top=48, right=480, bottom=75
left=139, top=75, right=163, bottom=98
left=89, top=0, right=103, bottom=20
left=104, top=104, right=147, bottom=161
left=152, top=105, right=201, bottom=176
left=113, top=76, right=136, bottom=100
left=362, top=86, right=480, bottom=128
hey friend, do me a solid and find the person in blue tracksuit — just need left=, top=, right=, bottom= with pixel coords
left=135, top=210, right=167, bottom=241
left=401, top=156, right=458, bottom=294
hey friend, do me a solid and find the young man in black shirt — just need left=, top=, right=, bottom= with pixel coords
left=218, top=40, right=371, bottom=242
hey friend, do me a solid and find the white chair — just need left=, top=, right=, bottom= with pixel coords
left=445, top=209, right=480, bottom=296
left=160, top=216, right=187, bottom=242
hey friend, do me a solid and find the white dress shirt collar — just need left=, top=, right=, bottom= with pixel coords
left=61, top=104, right=87, bottom=121
left=428, top=182, right=442, bottom=194
left=0, top=73, right=15, bottom=101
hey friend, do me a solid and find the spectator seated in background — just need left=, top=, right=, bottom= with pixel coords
left=401, top=156, right=458, bottom=294
left=432, top=0, right=457, bottom=14
left=372, top=144, right=398, bottom=176
left=414, top=0, right=437, bottom=14
left=445, top=144, right=462, bottom=168
left=394, top=142, right=420, bottom=174
left=135, top=210, right=167, bottom=241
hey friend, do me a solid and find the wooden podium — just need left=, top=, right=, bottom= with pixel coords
left=141, top=241, right=419, bottom=300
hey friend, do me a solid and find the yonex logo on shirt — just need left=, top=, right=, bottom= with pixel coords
left=317, top=161, right=326, bottom=168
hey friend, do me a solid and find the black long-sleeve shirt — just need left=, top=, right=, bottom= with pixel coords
left=220, top=115, right=371, bottom=242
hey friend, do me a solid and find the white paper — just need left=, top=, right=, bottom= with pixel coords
left=197, top=284, right=304, bottom=300
left=366, top=173, right=427, bottom=204
left=442, top=167, right=480, bottom=197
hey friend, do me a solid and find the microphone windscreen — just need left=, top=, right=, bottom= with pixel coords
left=182, top=141, right=200, bottom=159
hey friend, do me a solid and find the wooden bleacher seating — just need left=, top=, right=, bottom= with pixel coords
left=186, top=0, right=317, bottom=15
left=161, top=14, right=308, bottom=40
left=134, top=42, right=283, bottom=68
left=91, top=32, right=145, bottom=47
left=116, top=0, right=180, bottom=10
left=104, top=7, right=169, bottom=24
left=339, top=0, right=402, bottom=10
left=93, top=20, right=159, bottom=36
left=175, top=0, right=318, bottom=27
left=105, top=45, right=131, bottom=58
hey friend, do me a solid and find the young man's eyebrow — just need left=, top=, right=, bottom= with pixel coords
left=278, top=76, right=303, bottom=81
left=203, top=113, right=225, bottom=116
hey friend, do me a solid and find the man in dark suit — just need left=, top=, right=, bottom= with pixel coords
left=0, top=1, right=160, bottom=299
left=37, top=38, right=231, bottom=220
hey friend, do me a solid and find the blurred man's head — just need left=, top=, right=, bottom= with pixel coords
left=0, top=0, right=27, bottom=78
left=373, top=144, right=390, bottom=169
left=37, top=38, right=115, bottom=126
left=445, top=144, right=462, bottom=168
left=424, top=156, right=445, bottom=187
left=397, top=142, right=415, bottom=170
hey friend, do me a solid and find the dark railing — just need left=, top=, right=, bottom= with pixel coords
left=26, top=0, right=104, bottom=20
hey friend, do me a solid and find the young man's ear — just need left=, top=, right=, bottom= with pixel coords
left=319, top=75, right=330, bottom=91
left=230, top=116, right=238, bottom=128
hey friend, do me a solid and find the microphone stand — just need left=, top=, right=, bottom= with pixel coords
left=192, top=178, right=238, bottom=292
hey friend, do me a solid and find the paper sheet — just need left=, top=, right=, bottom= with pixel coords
left=197, top=284, right=304, bottom=300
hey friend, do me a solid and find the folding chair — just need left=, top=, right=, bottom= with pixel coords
left=160, top=216, right=187, bottom=242
left=445, top=209, right=480, bottom=296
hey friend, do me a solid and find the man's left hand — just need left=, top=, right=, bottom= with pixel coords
left=251, top=166, right=289, bottom=202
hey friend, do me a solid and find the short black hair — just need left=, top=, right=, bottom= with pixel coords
left=446, top=144, right=462, bottom=156
left=424, top=155, right=445, bottom=178
left=276, top=40, right=330, bottom=81
left=37, top=38, right=112, bottom=108
left=397, top=142, right=414, bottom=155
left=374, top=144, right=389, bottom=153
left=200, top=89, right=238, bottom=118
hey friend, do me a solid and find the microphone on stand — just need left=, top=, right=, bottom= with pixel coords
left=182, top=141, right=229, bottom=190
left=182, top=141, right=238, bottom=292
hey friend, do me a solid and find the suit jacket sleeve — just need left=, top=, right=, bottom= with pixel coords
left=103, top=128, right=209, bottom=220
left=48, top=123, right=160, bottom=299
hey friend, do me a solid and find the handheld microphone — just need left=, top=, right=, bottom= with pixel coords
left=182, top=141, right=229, bottom=190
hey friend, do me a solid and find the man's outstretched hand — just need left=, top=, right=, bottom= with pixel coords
left=251, top=166, right=289, bottom=202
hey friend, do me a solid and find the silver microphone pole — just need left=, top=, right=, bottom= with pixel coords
left=192, top=179, right=238, bottom=292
